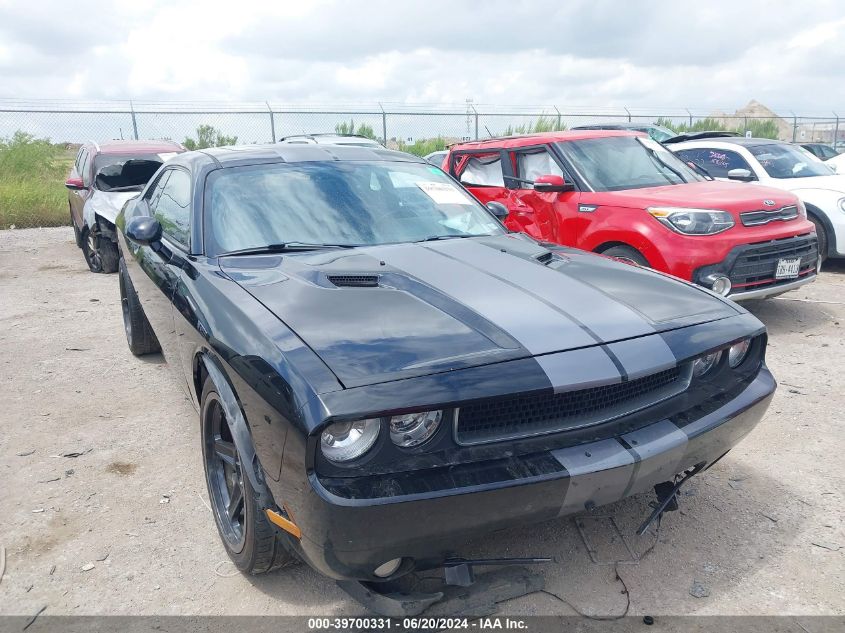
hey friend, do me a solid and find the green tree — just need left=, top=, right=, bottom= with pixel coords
left=183, top=124, right=238, bottom=150
left=334, top=119, right=378, bottom=140
left=654, top=116, right=780, bottom=139
left=395, top=135, right=450, bottom=157
left=0, top=131, right=63, bottom=178
left=503, top=115, right=567, bottom=136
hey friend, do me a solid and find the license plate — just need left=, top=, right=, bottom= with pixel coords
left=775, top=257, right=801, bottom=279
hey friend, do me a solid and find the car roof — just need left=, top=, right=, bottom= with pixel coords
left=278, top=133, right=383, bottom=145
left=670, top=136, right=784, bottom=149
left=92, top=139, right=185, bottom=154
left=571, top=122, right=654, bottom=130
left=178, top=143, right=424, bottom=168
left=450, top=129, right=642, bottom=151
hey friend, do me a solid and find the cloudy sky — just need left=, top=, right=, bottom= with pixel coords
left=0, top=0, right=844, bottom=113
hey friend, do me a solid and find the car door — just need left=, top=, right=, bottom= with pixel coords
left=450, top=150, right=512, bottom=209
left=674, top=147, right=757, bottom=181
left=125, top=167, right=193, bottom=393
left=508, top=145, right=581, bottom=244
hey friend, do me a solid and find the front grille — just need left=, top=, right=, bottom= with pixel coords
left=728, top=236, right=817, bottom=288
left=326, top=274, right=380, bottom=287
left=455, top=365, right=688, bottom=445
left=740, top=206, right=799, bottom=227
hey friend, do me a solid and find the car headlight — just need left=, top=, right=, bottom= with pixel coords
left=838, top=197, right=845, bottom=213
left=797, top=199, right=807, bottom=218
left=648, top=207, right=735, bottom=235
left=728, top=339, right=751, bottom=367
left=692, top=351, right=721, bottom=377
left=389, top=410, right=442, bottom=447
left=320, top=418, right=380, bottom=462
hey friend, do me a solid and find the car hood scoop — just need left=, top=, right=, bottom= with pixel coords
left=221, top=234, right=738, bottom=388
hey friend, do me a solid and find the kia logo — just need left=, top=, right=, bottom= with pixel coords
left=763, top=199, right=776, bottom=206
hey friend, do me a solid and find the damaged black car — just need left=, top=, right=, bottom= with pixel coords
left=114, top=144, right=775, bottom=604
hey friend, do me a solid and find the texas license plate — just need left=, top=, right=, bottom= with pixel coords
left=775, top=257, right=801, bottom=279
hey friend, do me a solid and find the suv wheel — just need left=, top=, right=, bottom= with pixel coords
left=82, top=227, right=119, bottom=274
left=600, top=245, right=650, bottom=267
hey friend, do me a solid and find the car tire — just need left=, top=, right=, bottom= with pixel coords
left=600, top=245, right=650, bottom=267
left=200, top=376, right=298, bottom=575
left=99, top=238, right=120, bottom=274
left=118, top=258, right=161, bottom=356
left=71, top=206, right=83, bottom=248
left=809, top=216, right=828, bottom=264
left=81, top=228, right=105, bottom=273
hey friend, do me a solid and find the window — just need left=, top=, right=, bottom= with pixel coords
left=80, top=150, right=93, bottom=187
left=206, top=161, right=503, bottom=255
left=674, top=148, right=754, bottom=179
left=75, top=148, right=86, bottom=175
left=556, top=136, right=702, bottom=192
left=749, top=144, right=834, bottom=179
left=457, top=153, right=505, bottom=187
left=152, top=169, right=191, bottom=247
left=515, top=149, right=563, bottom=189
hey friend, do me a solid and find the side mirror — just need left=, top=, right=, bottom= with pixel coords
left=534, top=174, right=575, bottom=193
left=727, top=168, right=755, bottom=182
left=486, top=201, right=509, bottom=220
left=125, top=216, right=163, bottom=247
left=65, top=177, right=85, bottom=190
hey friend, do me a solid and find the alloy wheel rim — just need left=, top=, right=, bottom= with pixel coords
left=204, top=397, right=246, bottom=551
left=85, top=233, right=102, bottom=271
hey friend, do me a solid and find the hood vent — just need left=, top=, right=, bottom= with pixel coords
left=327, top=274, right=380, bottom=288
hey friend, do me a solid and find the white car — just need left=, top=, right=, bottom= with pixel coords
left=668, top=134, right=843, bottom=261
left=826, top=151, right=845, bottom=175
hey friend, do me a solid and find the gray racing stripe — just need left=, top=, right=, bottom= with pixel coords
left=606, top=335, right=677, bottom=380
left=535, top=346, right=621, bottom=393
left=376, top=244, right=597, bottom=354
left=428, top=239, right=656, bottom=341
left=552, top=439, right=635, bottom=516
left=619, top=420, right=688, bottom=498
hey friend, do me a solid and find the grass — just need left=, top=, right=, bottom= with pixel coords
left=0, top=131, right=73, bottom=229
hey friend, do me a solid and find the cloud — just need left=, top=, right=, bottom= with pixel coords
left=0, top=0, right=843, bottom=116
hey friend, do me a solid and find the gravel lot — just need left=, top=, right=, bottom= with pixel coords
left=1, top=227, right=843, bottom=618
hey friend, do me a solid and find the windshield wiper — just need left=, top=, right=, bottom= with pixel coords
left=220, top=242, right=357, bottom=256
left=415, top=234, right=488, bottom=243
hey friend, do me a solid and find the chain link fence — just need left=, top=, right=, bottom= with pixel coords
left=1, top=100, right=843, bottom=229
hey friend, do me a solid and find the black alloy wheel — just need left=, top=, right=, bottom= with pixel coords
left=203, top=393, right=247, bottom=553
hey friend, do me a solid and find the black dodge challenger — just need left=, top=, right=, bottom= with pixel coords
left=115, top=144, right=776, bottom=584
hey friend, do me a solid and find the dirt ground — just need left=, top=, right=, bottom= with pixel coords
left=1, top=227, right=843, bottom=618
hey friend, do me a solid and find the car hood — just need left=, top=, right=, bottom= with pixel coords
left=220, top=234, right=739, bottom=388
left=592, top=180, right=798, bottom=212
left=771, top=174, right=845, bottom=195
left=83, top=190, right=140, bottom=226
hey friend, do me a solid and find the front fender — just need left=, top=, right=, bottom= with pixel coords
left=200, top=352, right=275, bottom=510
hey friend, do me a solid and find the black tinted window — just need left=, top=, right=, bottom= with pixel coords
left=152, top=170, right=191, bottom=246
left=675, top=148, right=753, bottom=179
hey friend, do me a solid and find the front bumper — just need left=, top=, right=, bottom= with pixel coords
left=289, top=367, right=775, bottom=581
left=694, top=234, right=818, bottom=301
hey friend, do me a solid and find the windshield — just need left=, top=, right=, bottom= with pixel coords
left=749, top=144, right=835, bottom=179
left=206, top=161, right=504, bottom=255
left=557, top=136, right=704, bottom=191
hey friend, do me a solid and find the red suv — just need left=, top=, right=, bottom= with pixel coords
left=446, top=131, right=819, bottom=300
left=66, top=139, right=184, bottom=273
